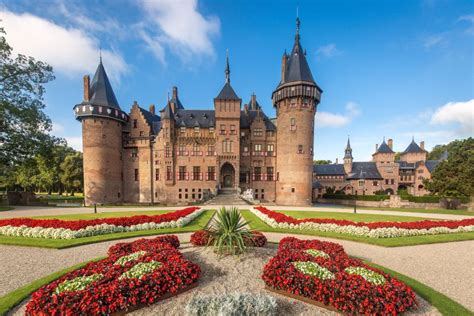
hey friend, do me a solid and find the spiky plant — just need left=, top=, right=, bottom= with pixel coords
left=208, top=207, right=251, bottom=256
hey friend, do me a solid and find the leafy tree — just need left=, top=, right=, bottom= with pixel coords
left=428, top=144, right=448, bottom=160
left=394, top=152, right=401, bottom=161
left=313, top=160, right=332, bottom=165
left=424, top=138, right=474, bottom=197
left=60, top=152, right=83, bottom=196
left=0, top=26, right=57, bottom=167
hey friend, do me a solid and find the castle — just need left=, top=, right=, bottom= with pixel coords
left=312, top=138, right=447, bottom=199
left=74, top=18, right=322, bottom=206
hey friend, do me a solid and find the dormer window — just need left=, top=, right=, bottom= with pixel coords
left=194, top=127, right=200, bottom=135
left=180, top=127, right=186, bottom=135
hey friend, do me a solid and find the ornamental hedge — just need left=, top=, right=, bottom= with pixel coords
left=323, top=194, right=390, bottom=201
left=25, top=235, right=200, bottom=315
left=262, top=237, right=418, bottom=314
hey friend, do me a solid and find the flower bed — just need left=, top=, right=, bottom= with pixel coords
left=263, top=237, right=418, bottom=314
left=251, top=206, right=474, bottom=238
left=190, top=230, right=267, bottom=247
left=25, top=235, right=200, bottom=315
left=0, top=207, right=203, bottom=239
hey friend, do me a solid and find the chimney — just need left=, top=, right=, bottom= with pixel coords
left=420, top=141, right=425, bottom=150
left=251, top=93, right=257, bottom=108
left=149, top=104, right=155, bottom=115
left=335, top=158, right=339, bottom=164
left=172, top=86, right=178, bottom=99
left=83, top=75, right=90, bottom=102
left=281, top=53, right=287, bottom=82
left=244, top=104, right=249, bottom=114
left=388, top=138, right=393, bottom=149
left=375, top=144, right=378, bottom=152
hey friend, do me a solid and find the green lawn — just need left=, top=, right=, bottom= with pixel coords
left=242, top=210, right=474, bottom=247
left=0, top=206, right=14, bottom=212
left=0, top=210, right=214, bottom=249
left=280, top=211, right=434, bottom=222
left=318, top=204, right=474, bottom=216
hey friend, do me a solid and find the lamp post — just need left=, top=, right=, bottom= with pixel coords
left=353, top=191, right=357, bottom=214
left=94, top=203, right=97, bottom=214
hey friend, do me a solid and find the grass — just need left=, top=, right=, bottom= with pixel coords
left=241, top=210, right=474, bottom=247
left=0, top=256, right=105, bottom=315
left=0, top=249, right=471, bottom=315
left=0, top=206, right=14, bottom=212
left=318, top=204, right=474, bottom=216
left=365, top=262, right=472, bottom=315
left=0, top=210, right=215, bottom=249
left=280, top=211, right=434, bottom=222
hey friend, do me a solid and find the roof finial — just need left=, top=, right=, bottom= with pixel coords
left=99, top=47, right=102, bottom=64
left=412, top=135, right=415, bottom=142
left=225, top=49, right=230, bottom=84
left=296, top=8, right=301, bottom=39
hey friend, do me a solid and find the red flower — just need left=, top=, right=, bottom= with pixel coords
left=190, top=230, right=211, bottom=246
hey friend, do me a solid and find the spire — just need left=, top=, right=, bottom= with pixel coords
left=99, top=47, right=102, bottom=64
left=344, top=136, right=353, bottom=160
left=88, top=60, right=121, bottom=109
left=295, top=15, right=301, bottom=43
left=225, top=49, right=230, bottom=83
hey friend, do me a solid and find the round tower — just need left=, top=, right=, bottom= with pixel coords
left=273, top=17, right=322, bottom=206
left=73, top=60, right=128, bottom=206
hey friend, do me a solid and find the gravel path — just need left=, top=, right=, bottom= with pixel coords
left=9, top=246, right=439, bottom=316
left=2, top=205, right=471, bottom=220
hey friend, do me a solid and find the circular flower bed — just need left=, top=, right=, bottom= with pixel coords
left=25, top=235, right=200, bottom=315
left=262, top=237, right=418, bottom=314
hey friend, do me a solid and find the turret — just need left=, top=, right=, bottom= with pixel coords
left=74, top=59, right=127, bottom=205
left=273, top=17, right=322, bottom=206
left=344, top=137, right=353, bottom=173
left=400, top=137, right=427, bottom=163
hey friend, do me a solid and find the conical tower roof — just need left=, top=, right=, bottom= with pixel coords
left=215, top=50, right=240, bottom=100
left=403, top=138, right=426, bottom=154
left=88, top=60, right=121, bottom=109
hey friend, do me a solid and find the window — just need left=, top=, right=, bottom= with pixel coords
left=240, top=172, right=247, bottom=183
left=193, top=166, right=201, bottom=180
left=254, top=167, right=262, bottom=181
left=223, top=140, right=233, bottom=153
left=180, top=127, right=186, bottom=135
left=194, top=127, right=200, bottom=135
left=358, top=180, right=365, bottom=187
left=155, top=168, right=160, bottom=181
left=254, top=144, right=262, bottom=152
left=166, top=166, right=172, bottom=180
left=179, top=166, right=186, bottom=181
left=220, top=124, right=226, bottom=135
left=391, top=179, right=395, bottom=185
left=230, top=125, right=236, bottom=135
left=267, top=131, right=275, bottom=137
left=131, top=147, right=138, bottom=158
left=178, top=144, right=186, bottom=156
left=139, top=131, right=144, bottom=137
left=208, top=166, right=215, bottom=181
left=290, top=118, right=296, bottom=131
left=253, top=128, right=263, bottom=137
left=243, top=146, right=249, bottom=152
left=207, top=145, right=215, bottom=156
left=133, top=119, right=137, bottom=128
left=291, top=188, right=295, bottom=193
left=373, top=181, right=378, bottom=186
left=267, top=167, right=274, bottom=181
left=165, top=144, right=171, bottom=157
left=209, top=127, right=215, bottom=135
left=418, top=169, right=424, bottom=174
left=309, top=146, right=313, bottom=155
left=297, top=145, right=303, bottom=154
left=241, top=131, right=245, bottom=137
left=192, top=144, right=200, bottom=156
left=385, top=179, right=389, bottom=185
left=134, top=169, right=139, bottom=181
left=267, top=144, right=274, bottom=155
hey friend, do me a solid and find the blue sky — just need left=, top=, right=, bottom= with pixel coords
left=2, top=0, right=473, bottom=161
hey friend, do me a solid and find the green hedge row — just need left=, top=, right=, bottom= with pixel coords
left=402, top=195, right=470, bottom=204
left=322, top=194, right=389, bottom=201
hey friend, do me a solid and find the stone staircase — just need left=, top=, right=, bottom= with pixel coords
left=204, top=189, right=249, bottom=206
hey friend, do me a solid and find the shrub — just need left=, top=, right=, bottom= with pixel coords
left=208, top=207, right=251, bottom=256
left=190, top=230, right=212, bottom=246
left=244, top=231, right=267, bottom=247
left=185, top=293, right=277, bottom=316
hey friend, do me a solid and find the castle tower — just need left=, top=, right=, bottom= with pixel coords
left=273, top=17, right=322, bottom=205
left=344, top=137, right=353, bottom=174
left=74, top=59, right=128, bottom=206
left=214, top=51, right=241, bottom=190
left=160, top=101, right=176, bottom=186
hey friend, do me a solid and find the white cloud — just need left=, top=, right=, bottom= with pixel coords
left=430, top=99, right=474, bottom=134
left=316, top=102, right=361, bottom=128
left=1, top=9, right=128, bottom=82
left=423, top=34, right=444, bottom=49
left=316, top=43, right=342, bottom=60
left=137, top=0, right=220, bottom=63
left=51, top=122, right=65, bottom=134
left=64, top=136, right=83, bottom=152
left=458, top=15, right=474, bottom=35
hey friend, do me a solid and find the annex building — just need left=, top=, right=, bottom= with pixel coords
left=313, top=138, right=447, bottom=199
left=74, top=18, right=322, bottom=206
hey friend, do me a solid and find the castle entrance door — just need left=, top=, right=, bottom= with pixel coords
left=220, top=163, right=235, bottom=188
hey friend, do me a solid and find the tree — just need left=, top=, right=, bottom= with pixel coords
left=0, top=26, right=57, bottom=167
left=424, top=138, right=474, bottom=197
left=60, top=152, right=83, bottom=196
left=313, top=160, right=332, bottom=165
left=394, top=152, right=401, bottom=161
left=428, top=144, right=448, bottom=160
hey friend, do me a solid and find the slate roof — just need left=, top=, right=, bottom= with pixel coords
left=312, top=181, right=323, bottom=189
left=161, top=103, right=174, bottom=120
left=248, top=95, right=261, bottom=111
left=313, top=164, right=345, bottom=175
left=216, top=82, right=240, bottom=100
left=346, top=162, right=383, bottom=180
left=403, top=139, right=426, bottom=154
left=138, top=107, right=160, bottom=127
left=174, top=109, right=215, bottom=128
left=375, top=140, right=394, bottom=154
left=423, top=160, right=442, bottom=173
left=398, top=161, right=416, bottom=169
left=88, top=61, right=121, bottom=109
left=278, top=18, right=315, bottom=87
left=240, top=110, right=276, bottom=131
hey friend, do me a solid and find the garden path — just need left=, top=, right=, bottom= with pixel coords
left=1, top=205, right=470, bottom=220
left=1, top=232, right=473, bottom=311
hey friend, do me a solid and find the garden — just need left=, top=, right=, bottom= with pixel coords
left=1, top=207, right=472, bottom=315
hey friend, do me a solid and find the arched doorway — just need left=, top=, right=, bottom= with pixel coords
left=385, top=188, right=394, bottom=195
left=220, top=163, right=235, bottom=188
